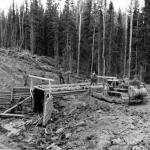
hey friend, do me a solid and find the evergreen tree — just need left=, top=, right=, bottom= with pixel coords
left=81, top=0, right=92, bottom=73
left=30, top=0, right=44, bottom=54
left=143, top=0, right=150, bottom=72
left=106, top=1, right=114, bottom=75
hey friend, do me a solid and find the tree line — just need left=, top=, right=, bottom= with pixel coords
left=0, top=0, right=149, bottom=79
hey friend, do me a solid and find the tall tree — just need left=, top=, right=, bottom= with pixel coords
left=128, top=0, right=134, bottom=79
left=81, top=0, right=92, bottom=73
left=97, top=0, right=103, bottom=76
left=123, top=13, right=128, bottom=77
left=106, top=1, right=114, bottom=75
left=30, top=0, right=44, bottom=55
left=77, top=0, right=83, bottom=76
left=142, top=0, right=150, bottom=73
left=102, top=0, right=106, bottom=76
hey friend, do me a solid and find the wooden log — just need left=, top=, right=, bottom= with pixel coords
left=29, top=75, right=54, bottom=82
left=92, top=92, right=114, bottom=103
left=0, top=113, right=24, bottom=117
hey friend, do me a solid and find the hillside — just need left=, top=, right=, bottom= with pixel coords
left=0, top=48, right=62, bottom=91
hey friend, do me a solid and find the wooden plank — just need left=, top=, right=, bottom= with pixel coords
left=0, top=113, right=24, bottom=117
left=52, top=89, right=87, bottom=97
left=97, top=76, right=117, bottom=79
left=3, top=96, right=31, bottom=114
left=11, top=80, right=15, bottom=102
left=43, top=95, right=53, bottom=126
left=29, top=75, right=54, bottom=82
left=0, top=92, right=11, bottom=94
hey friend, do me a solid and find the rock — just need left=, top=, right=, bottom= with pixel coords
left=132, top=145, right=145, bottom=150
left=46, top=143, right=62, bottom=150
left=112, top=138, right=125, bottom=145
left=45, top=125, right=53, bottom=134
left=97, top=134, right=111, bottom=149
left=76, top=127, right=85, bottom=132
left=56, top=128, right=64, bottom=134
left=65, top=133, right=72, bottom=139
left=124, top=131, right=145, bottom=145
left=51, top=136, right=58, bottom=141
left=97, top=109, right=103, bottom=113
left=75, top=121, right=86, bottom=127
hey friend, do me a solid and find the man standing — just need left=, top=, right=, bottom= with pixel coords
left=23, top=71, right=28, bottom=86
left=58, top=68, right=65, bottom=84
left=90, top=72, right=98, bottom=85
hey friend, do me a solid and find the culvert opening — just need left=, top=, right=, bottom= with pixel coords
left=33, top=88, right=45, bottom=113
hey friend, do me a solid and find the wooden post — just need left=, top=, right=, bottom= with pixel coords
left=43, top=92, right=53, bottom=126
left=10, top=79, right=15, bottom=102
left=30, top=78, right=34, bottom=111
left=128, top=0, right=134, bottom=79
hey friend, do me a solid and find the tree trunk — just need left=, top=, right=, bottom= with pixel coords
left=77, top=9, right=82, bottom=76
left=108, top=23, right=112, bottom=75
left=124, top=13, right=128, bottom=77
left=54, top=30, right=59, bottom=68
left=19, top=10, right=24, bottom=51
left=102, top=0, right=106, bottom=76
left=91, top=26, right=95, bottom=74
left=69, top=36, right=72, bottom=73
left=98, top=26, right=101, bottom=76
left=135, top=11, right=139, bottom=75
left=128, top=0, right=134, bottom=79
left=30, top=20, right=34, bottom=54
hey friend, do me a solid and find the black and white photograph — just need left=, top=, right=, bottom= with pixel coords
left=0, top=0, right=149, bottom=149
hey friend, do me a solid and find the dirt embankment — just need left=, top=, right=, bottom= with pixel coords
left=0, top=48, right=61, bottom=91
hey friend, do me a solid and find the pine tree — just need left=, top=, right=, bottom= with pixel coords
left=106, top=1, right=114, bottom=75
left=102, top=0, right=106, bottom=76
left=143, top=0, right=150, bottom=72
left=82, top=0, right=92, bottom=73
left=24, top=0, right=30, bottom=50
left=128, top=0, right=134, bottom=79
left=30, top=0, right=44, bottom=54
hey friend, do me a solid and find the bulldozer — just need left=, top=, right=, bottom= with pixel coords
left=92, top=76, right=147, bottom=104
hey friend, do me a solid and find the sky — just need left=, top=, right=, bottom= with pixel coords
left=0, top=0, right=145, bottom=13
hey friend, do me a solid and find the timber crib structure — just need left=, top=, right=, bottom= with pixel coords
left=0, top=75, right=103, bottom=126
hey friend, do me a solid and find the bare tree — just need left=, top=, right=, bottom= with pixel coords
left=19, top=6, right=25, bottom=51
left=91, top=25, right=96, bottom=73
left=135, top=10, right=139, bottom=75
left=123, top=13, right=128, bottom=77
left=98, top=0, right=103, bottom=77
left=77, top=0, right=83, bottom=76
left=102, top=0, right=106, bottom=76
left=128, top=0, right=134, bottom=79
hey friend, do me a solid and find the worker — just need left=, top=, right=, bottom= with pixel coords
left=40, top=70, right=46, bottom=84
left=66, top=71, right=71, bottom=84
left=90, top=72, right=98, bottom=85
left=58, top=68, right=65, bottom=84
left=23, top=71, right=28, bottom=87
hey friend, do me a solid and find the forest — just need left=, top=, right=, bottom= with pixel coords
left=0, top=0, right=149, bottom=79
